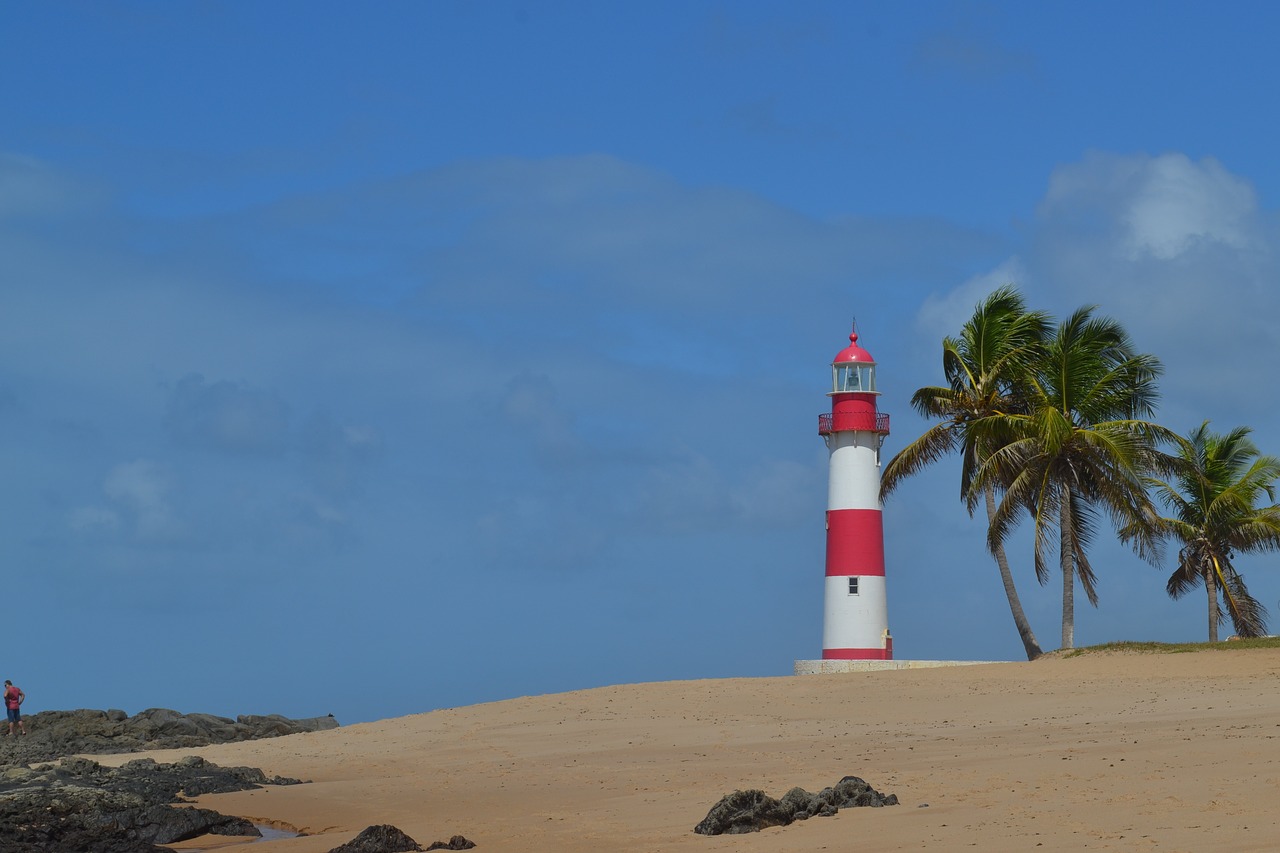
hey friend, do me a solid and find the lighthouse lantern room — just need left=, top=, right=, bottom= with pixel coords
left=817, top=326, right=892, bottom=660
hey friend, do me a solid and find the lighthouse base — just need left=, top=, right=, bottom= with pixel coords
left=794, top=659, right=1005, bottom=675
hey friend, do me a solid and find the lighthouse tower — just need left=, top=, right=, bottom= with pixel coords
left=818, top=326, right=892, bottom=660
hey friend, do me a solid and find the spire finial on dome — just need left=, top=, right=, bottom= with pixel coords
left=850, top=318, right=858, bottom=346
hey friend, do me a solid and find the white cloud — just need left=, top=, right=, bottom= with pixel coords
left=68, top=506, right=120, bottom=534
left=930, top=150, right=1280, bottom=438
left=1039, top=151, right=1258, bottom=261
left=1122, top=155, right=1257, bottom=260
left=166, top=374, right=290, bottom=455
left=298, top=413, right=384, bottom=499
left=0, top=151, right=993, bottom=598
left=500, top=372, right=579, bottom=460
left=103, top=459, right=183, bottom=541
left=916, top=257, right=1027, bottom=341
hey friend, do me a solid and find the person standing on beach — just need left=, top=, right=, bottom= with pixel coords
left=4, top=681, right=25, bottom=735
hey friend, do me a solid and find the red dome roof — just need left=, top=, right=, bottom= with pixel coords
left=833, top=330, right=875, bottom=364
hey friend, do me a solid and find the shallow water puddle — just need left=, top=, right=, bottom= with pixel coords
left=181, top=824, right=299, bottom=851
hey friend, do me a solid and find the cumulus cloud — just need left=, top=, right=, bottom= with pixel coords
left=0, top=150, right=996, bottom=644
left=926, top=150, right=1280, bottom=435
left=500, top=373, right=579, bottom=460
left=1039, top=151, right=1259, bottom=261
left=298, top=413, right=383, bottom=498
left=67, top=505, right=120, bottom=535
left=165, top=373, right=290, bottom=455
left=102, top=459, right=183, bottom=541
left=1121, top=156, right=1257, bottom=259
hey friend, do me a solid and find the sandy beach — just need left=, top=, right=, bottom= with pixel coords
left=92, top=648, right=1280, bottom=852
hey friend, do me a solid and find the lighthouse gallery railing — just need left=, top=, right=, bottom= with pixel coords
left=818, top=412, right=890, bottom=436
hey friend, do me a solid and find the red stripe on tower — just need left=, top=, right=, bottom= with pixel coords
left=825, top=509, right=886, bottom=577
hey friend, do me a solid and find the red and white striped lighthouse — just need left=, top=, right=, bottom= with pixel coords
left=818, top=326, right=892, bottom=660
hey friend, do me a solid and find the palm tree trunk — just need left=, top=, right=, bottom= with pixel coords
left=1060, top=494, right=1075, bottom=650
left=1207, top=555, right=1220, bottom=643
left=985, top=485, right=1043, bottom=660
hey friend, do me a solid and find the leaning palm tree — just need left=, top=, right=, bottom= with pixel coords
left=881, top=286, right=1050, bottom=660
left=1124, top=422, right=1280, bottom=642
left=975, top=306, right=1173, bottom=650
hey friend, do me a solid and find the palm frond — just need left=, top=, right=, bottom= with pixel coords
left=1219, top=562, right=1269, bottom=637
left=881, top=423, right=961, bottom=501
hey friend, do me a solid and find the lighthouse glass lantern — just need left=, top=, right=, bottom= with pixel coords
left=817, top=327, right=892, bottom=660
left=833, top=361, right=876, bottom=394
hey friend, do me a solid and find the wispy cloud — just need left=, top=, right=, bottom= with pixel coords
left=912, top=21, right=1036, bottom=82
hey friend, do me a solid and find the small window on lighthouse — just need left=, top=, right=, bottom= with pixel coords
left=847, top=577, right=859, bottom=595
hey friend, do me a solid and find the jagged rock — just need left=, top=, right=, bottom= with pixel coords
left=329, top=823, right=424, bottom=852
left=693, top=775, right=898, bottom=835
left=693, top=789, right=794, bottom=835
left=0, top=706, right=327, bottom=852
left=0, top=708, right=339, bottom=765
left=828, top=775, right=900, bottom=808
left=426, top=835, right=477, bottom=850
left=0, top=755, right=301, bottom=851
left=83, top=803, right=260, bottom=844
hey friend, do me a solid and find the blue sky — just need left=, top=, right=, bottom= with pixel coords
left=5, top=2, right=1280, bottom=724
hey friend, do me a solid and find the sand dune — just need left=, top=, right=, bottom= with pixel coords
left=101, top=648, right=1280, bottom=852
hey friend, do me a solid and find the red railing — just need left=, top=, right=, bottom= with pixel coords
left=818, top=412, right=890, bottom=436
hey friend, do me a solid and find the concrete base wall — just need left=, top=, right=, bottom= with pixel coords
left=794, top=659, right=1005, bottom=675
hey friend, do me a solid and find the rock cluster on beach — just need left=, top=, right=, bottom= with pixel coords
left=0, top=708, right=334, bottom=852
left=694, top=775, right=899, bottom=835
left=0, top=753, right=303, bottom=852
left=328, top=824, right=425, bottom=852
left=325, top=824, right=476, bottom=852
left=0, top=707, right=338, bottom=765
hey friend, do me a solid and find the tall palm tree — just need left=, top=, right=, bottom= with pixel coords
left=976, top=306, right=1172, bottom=650
left=1124, top=422, right=1280, bottom=642
left=881, top=286, right=1050, bottom=660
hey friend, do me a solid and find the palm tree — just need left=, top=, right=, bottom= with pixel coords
left=976, top=306, right=1173, bottom=650
left=881, top=286, right=1050, bottom=660
left=1124, top=422, right=1280, bottom=642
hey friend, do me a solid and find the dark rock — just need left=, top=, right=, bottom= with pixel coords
left=84, top=803, right=261, bottom=844
left=328, top=823, right=424, bottom=852
left=831, top=774, right=899, bottom=808
left=239, top=712, right=338, bottom=734
left=0, top=706, right=326, bottom=852
left=693, top=789, right=794, bottom=835
left=0, top=707, right=340, bottom=765
left=426, top=835, right=477, bottom=850
left=693, top=775, right=898, bottom=835
left=780, top=785, right=818, bottom=820
left=0, top=755, right=299, bottom=851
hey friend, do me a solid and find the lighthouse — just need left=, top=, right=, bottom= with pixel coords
left=818, top=326, right=892, bottom=660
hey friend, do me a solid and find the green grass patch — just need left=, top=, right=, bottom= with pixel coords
left=1060, top=636, right=1280, bottom=657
